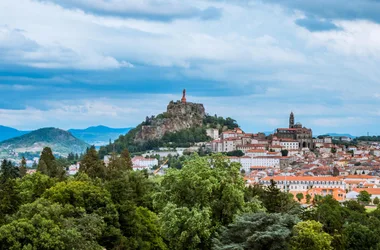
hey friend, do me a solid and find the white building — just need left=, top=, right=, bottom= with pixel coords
left=280, top=139, right=299, bottom=150
left=206, top=128, right=219, bottom=140
left=260, top=176, right=345, bottom=192
left=132, top=156, right=158, bottom=170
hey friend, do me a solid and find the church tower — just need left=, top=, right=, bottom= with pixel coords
left=289, top=112, right=294, bottom=128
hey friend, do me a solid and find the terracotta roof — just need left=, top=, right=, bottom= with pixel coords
left=354, top=188, right=380, bottom=195
left=261, top=176, right=342, bottom=182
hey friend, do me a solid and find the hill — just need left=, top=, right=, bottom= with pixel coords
left=323, top=133, right=356, bottom=139
left=68, top=125, right=132, bottom=146
left=0, top=125, right=30, bottom=142
left=0, top=127, right=89, bottom=158
left=99, top=92, right=239, bottom=156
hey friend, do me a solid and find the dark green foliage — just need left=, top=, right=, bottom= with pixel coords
left=19, top=157, right=27, bottom=177
left=225, top=150, right=244, bottom=157
left=0, top=179, right=21, bottom=225
left=203, top=114, right=239, bottom=130
left=37, top=147, right=65, bottom=179
left=79, top=146, right=106, bottom=179
left=281, top=149, right=289, bottom=156
left=0, top=159, right=20, bottom=183
left=357, top=190, right=372, bottom=205
left=213, top=212, right=299, bottom=250
left=247, top=180, right=300, bottom=214
left=343, top=223, right=379, bottom=250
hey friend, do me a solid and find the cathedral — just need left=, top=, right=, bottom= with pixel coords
left=275, top=112, right=313, bottom=149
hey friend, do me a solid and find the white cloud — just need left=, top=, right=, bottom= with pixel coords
left=0, top=26, right=132, bottom=70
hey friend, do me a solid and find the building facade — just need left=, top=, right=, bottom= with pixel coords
left=275, top=112, right=313, bottom=149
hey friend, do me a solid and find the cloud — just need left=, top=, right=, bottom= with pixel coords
left=35, top=0, right=222, bottom=21
left=265, top=0, right=380, bottom=24
left=0, top=27, right=133, bottom=70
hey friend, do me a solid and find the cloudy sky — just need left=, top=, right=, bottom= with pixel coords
left=1, top=0, right=380, bottom=135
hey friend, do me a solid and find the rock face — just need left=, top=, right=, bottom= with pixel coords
left=135, top=100, right=205, bottom=142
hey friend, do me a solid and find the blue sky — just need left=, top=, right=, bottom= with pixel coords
left=1, top=0, right=380, bottom=136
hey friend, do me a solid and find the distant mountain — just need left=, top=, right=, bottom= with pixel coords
left=322, top=133, right=357, bottom=139
left=69, top=125, right=132, bottom=146
left=0, top=127, right=89, bottom=158
left=0, top=125, right=30, bottom=142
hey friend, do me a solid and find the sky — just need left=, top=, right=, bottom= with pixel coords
left=1, top=0, right=380, bottom=136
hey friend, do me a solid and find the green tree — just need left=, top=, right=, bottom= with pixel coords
left=213, top=212, right=299, bottom=250
left=42, top=180, right=120, bottom=248
left=262, top=180, right=300, bottom=214
left=306, top=194, right=312, bottom=204
left=0, top=160, right=20, bottom=182
left=0, top=198, right=105, bottom=249
left=19, top=157, right=27, bottom=177
left=161, top=203, right=212, bottom=250
left=343, top=222, right=379, bottom=250
left=357, top=190, right=372, bottom=205
left=106, top=152, right=131, bottom=180
left=303, top=195, right=345, bottom=235
left=373, top=197, right=380, bottom=205
left=17, top=172, right=56, bottom=204
left=37, top=147, right=65, bottom=179
left=121, top=149, right=133, bottom=170
left=155, top=154, right=249, bottom=248
left=290, top=220, right=333, bottom=250
left=281, top=149, right=289, bottom=156
left=0, top=179, right=21, bottom=224
left=296, top=193, right=304, bottom=202
left=79, top=146, right=106, bottom=179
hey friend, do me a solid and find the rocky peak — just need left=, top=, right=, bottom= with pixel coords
left=134, top=99, right=206, bottom=142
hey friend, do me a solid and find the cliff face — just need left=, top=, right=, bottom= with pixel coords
left=134, top=101, right=205, bottom=142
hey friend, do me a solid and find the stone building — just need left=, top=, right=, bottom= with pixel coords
left=275, top=112, right=313, bottom=150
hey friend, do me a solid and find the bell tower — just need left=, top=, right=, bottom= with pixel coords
left=289, top=112, right=294, bottom=128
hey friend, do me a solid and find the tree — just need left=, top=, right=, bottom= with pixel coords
left=79, top=146, right=106, bottom=179
left=261, top=180, right=300, bottom=214
left=37, top=147, right=65, bottom=179
left=155, top=154, right=249, bottom=248
left=0, top=160, right=20, bottom=183
left=331, top=147, right=337, bottom=154
left=374, top=197, right=380, bottom=205
left=19, top=157, right=27, bottom=177
left=161, top=203, right=212, bottom=250
left=213, top=212, right=299, bottom=250
left=121, top=149, right=133, bottom=170
left=296, top=193, right=304, bottom=202
left=17, top=172, right=56, bottom=204
left=357, top=190, right=371, bottom=205
left=304, top=195, right=345, bottom=235
left=42, top=180, right=120, bottom=248
left=343, top=222, right=379, bottom=250
left=0, top=198, right=105, bottom=249
left=306, top=194, right=312, bottom=204
left=290, top=220, right=333, bottom=250
left=0, top=179, right=21, bottom=224
left=281, top=149, right=289, bottom=157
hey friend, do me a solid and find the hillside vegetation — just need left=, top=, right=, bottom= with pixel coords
left=0, top=128, right=89, bottom=157
left=99, top=114, right=239, bottom=157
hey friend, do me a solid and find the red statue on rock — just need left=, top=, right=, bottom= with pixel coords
left=181, top=89, right=187, bottom=103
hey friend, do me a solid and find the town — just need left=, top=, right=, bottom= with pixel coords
left=106, top=111, right=380, bottom=206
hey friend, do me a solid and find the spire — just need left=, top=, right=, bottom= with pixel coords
left=289, top=111, right=295, bottom=128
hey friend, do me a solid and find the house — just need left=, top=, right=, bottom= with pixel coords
left=132, top=156, right=158, bottom=170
